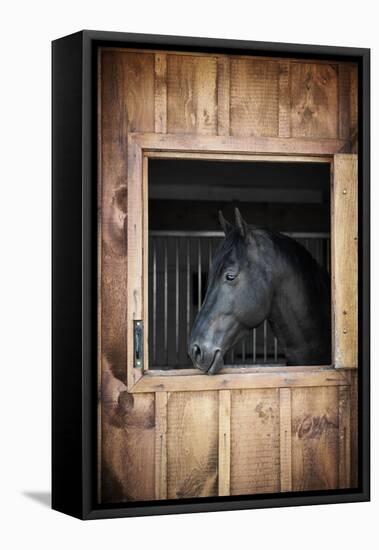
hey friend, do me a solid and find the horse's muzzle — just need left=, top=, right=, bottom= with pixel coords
left=188, top=344, right=223, bottom=374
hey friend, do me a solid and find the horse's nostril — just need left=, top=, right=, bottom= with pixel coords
left=191, top=344, right=202, bottom=362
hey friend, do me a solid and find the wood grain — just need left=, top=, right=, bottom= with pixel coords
left=99, top=48, right=359, bottom=503
left=230, top=58, right=279, bottom=137
left=129, top=131, right=348, bottom=157
left=338, top=385, right=351, bottom=488
left=350, top=64, right=358, bottom=152
left=291, top=387, right=339, bottom=491
left=155, top=392, right=168, bottom=499
left=167, top=392, right=218, bottom=498
left=279, top=388, right=292, bottom=492
left=291, top=63, right=338, bottom=138
left=167, top=55, right=217, bottom=135
left=350, top=370, right=358, bottom=487
left=231, top=389, right=280, bottom=495
left=338, top=63, right=352, bottom=141
left=278, top=62, right=291, bottom=138
left=102, top=389, right=155, bottom=502
left=132, top=368, right=349, bottom=393
left=126, top=141, right=144, bottom=387
left=100, top=50, right=154, bottom=382
left=146, top=150, right=332, bottom=163
left=154, top=53, right=167, bottom=133
left=99, top=50, right=155, bottom=502
left=218, top=390, right=231, bottom=495
left=332, top=154, right=358, bottom=368
left=217, top=56, right=230, bottom=136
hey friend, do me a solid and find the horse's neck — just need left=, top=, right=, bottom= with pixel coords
left=267, top=247, right=330, bottom=365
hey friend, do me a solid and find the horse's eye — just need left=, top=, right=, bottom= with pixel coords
left=225, top=273, right=236, bottom=281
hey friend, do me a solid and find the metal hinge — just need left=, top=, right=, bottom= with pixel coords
left=134, top=320, right=143, bottom=369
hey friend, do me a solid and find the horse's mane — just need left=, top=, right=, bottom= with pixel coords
left=255, top=227, right=330, bottom=299
left=214, top=225, right=330, bottom=300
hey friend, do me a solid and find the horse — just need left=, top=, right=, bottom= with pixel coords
left=188, top=208, right=331, bottom=374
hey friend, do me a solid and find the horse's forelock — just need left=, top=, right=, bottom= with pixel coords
left=212, top=230, right=245, bottom=276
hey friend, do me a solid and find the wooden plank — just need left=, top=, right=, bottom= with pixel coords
left=231, top=389, right=280, bottom=495
left=99, top=50, right=155, bottom=503
left=100, top=51, right=155, bottom=382
left=101, top=389, right=155, bottom=502
left=278, top=62, right=291, bottom=138
left=132, top=368, right=350, bottom=393
left=230, top=58, right=279, bottom=137
left=167, top=55, right=217, bottom=134
left=167, top=391, right=218, bottom=498
left=279, top=388, right=292, bottom=492
left=154, top=53, right=167, bottom=133
left=147, top=365, right=333, bottom=376
left=218, top=390, right=231, bottom=496
left=146, top=151, right=332, bottom=163
left=142, top=155, right=149, bottom=375
left=291, top=387, right=339, bottom=491
left=338, top=385, right=351, bottom=488
left=350, top=370, right=358, bottom=487
left=217, top=56, right=230, bottom=136
left=291, top=62, right=338, bottom=138
left=338, top=63, right=351, bottom=141
left=155, top=392, right=168, bottom=499
left=126, top=141, right=144, bottom=388
left=350, top=64, right=358, bottom=152
left=332, top=154, right=358, bottom=368
left=129, top=131, right=348, bottom=156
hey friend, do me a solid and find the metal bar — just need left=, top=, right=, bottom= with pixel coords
left=150, top=232, right=330, bottom=370
left=175, top=238, right=179, bottom=366
left=153, top=238, right=157, bottom=365
left=164, top=238, right=168, bottom=365
left=208, top=238, right=213, bottom=272
left=198, top=238, right=202, bottom=312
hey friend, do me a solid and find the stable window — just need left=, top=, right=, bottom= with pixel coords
left=125, top=134, right=357, bottom=392
left=148, top=159, right=331, bottom=370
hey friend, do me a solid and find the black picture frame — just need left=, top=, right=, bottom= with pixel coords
left=52, top=30, right=370, bottom=520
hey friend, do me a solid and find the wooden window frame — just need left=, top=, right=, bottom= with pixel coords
left=124, top=132, right=357, bottom=392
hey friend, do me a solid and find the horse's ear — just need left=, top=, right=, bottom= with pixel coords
left=218, top=211, right=233, bottom=236
left=234, top=207, right=248, bottom=238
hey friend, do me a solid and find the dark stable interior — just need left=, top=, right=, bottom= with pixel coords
left=148, top=159, right=331, bottom=369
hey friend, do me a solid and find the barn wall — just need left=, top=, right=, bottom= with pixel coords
left=99, top=48, right=358, bottom=502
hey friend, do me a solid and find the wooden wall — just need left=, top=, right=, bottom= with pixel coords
left=99, top=48, right=358, bottom=502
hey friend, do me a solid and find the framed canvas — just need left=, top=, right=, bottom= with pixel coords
left=52, top=30, right=370, bottom=519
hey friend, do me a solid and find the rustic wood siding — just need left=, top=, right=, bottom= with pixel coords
left=291, top=387, right=339, bottom=491
left=99, top=48, right=359, bottom=503
left=230, top=59, right=280, bottom=137
left=167, top=55, right=218, bottom=135
left=99, top=50, right=156, bottom=502
left=290, top=63, right=339, bottom=139
left=167, top=391, right=219, bottom=498
left=230, top=389, right=280, bottom=495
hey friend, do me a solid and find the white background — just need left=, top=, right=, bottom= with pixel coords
left=0, top=0, right=377, bottom=548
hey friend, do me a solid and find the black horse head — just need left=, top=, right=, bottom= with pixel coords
left=188, top=208, right=273, bottom=374
left=188, top=208, right=331, bottom=374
